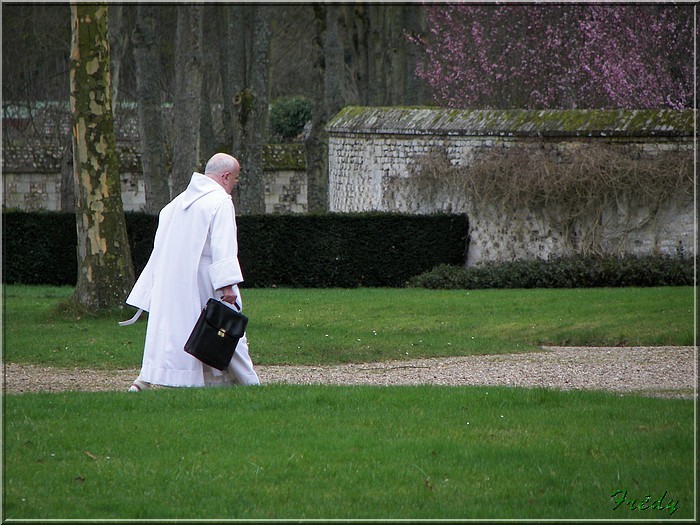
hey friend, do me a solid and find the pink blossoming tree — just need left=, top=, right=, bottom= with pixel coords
left=410, top=4, right=694, bottom=109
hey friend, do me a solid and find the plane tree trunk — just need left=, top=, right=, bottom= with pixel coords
left=70, top=2, right=135, bottom=310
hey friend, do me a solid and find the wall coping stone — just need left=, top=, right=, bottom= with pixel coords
left=327, top=106, right=695, bottom=138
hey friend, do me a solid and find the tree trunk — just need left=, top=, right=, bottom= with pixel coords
left=60, top=134, right=75, bottom=212
left=325, top=5, right=345, bottom=115
left=340, top=4, right=426, bottom=107
left=232, top=4, right=270, bottom=215
left=216, top=5, right=233, bottom=149
left=69, top=2, right=135, bottom=310
left=305, top=4, right=329, bottom=212
left=227, top=3, right=250, bottom=163
left=107, top=4, right=126, bottom=114
left=367, top=4, right=387, bottom=106
left=346, top=5, right=369, bottom=106
left=171, top=4, right=204, bottom=195
left=383, top=4, right=404, bottom=105
left=133, top=3, right=170, bottom=213
left=199, top=75, right=217, bottom=162
left=199, top=8, right=217, bottom=163
left=402, top=5, right=429, bottom=105
left=226, top=4, right=248, bottom=211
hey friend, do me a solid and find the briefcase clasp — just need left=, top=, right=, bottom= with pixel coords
left=217, top=328, right=226, bottom=338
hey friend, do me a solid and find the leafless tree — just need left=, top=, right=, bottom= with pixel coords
left=227, top=4, right=271, bottom=215
left=305, top=4, right=329, bottom=212
left=133, top=3, right=170, bottom=212
left=170, top=4, right=204, bottom=196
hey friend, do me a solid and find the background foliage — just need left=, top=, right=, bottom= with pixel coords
left=268, top=96, right=313, bottom=142
left=2, top=211, right=468, bottom=288
left=4, top=211, right=692, bottom=291
left=1, top=211, right=78, bottom=286
left=407, top=256, right=694, bottom=290
left=411, top=4, right=693, bottom=109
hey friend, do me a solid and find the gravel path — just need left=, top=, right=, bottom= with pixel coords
left=3, top=346, right=696, bottom=399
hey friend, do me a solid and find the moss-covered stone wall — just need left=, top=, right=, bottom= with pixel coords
left=328, top=106, right=692, bottom=137
left=327, top=107, right=695, bottom=265
left=2, top=143, right=308, bottom=214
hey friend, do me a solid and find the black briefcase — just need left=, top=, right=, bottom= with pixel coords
left=184, top=298, right=248, bottom=371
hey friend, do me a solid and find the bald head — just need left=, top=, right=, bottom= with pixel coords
left=204, top=153, right=240, bottom=194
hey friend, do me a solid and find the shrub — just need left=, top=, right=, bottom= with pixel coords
left=269, top=96, right=312, bottom=141
left=2, top=211, right=468, bottom=288
left=124, top=212, right=158, bottom=277
left=406, top=254, right=695, bottom=289
left=1, top=211, right=77, bottom=285
left=236, top=213, right=468, bottom=287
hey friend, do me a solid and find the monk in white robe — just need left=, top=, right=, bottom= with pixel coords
left=125, top=153, right=260, bottom=390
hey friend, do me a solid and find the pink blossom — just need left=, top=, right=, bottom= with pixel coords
left=410, top=4, right=693, bottom=109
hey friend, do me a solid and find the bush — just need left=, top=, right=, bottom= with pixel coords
left=124, top=212, right=159, bottom=277
left=269, top=96, right=312, bottom=141
left=2, top=211, right=468, bottom=288
left=236, top=213, right=468, bottom=287
left=1, top=211, right=77, bottom=285
left=406, top=254, right=695, bottom=289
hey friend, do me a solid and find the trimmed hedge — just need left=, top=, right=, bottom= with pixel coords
left=406, top=254, right=695, bottom=290
left=2, top=211, right=78, bottom=286
left=2, top=211, right=468, bottom=288
left=236, top=213, right=468, bottom=287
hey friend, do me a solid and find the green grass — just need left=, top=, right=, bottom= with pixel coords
left=2, top=285, right=696, bottom=520
left=2, top=285, right=695, bottom=369
left=3, top=385, right=694, bottom=520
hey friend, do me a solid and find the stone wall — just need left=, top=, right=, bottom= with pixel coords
left=327, top=107, right=695, bottom=266
left=2, top=143, right=307, bottom=214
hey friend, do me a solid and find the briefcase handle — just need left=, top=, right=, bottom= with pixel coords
left=213, top=297, right=242, bottom=313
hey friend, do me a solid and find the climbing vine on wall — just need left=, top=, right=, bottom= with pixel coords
left=411, top=143, right=693, bottom=255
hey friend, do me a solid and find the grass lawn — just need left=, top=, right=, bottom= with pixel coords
left=2, top=285, right=696, bottom=520
left=3, top=385, right=695, bottom=520
left=2, top=285, right=695, bottom=368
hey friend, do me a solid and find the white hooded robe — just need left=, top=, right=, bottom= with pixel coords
left=126, top=172, right=259, bottom=387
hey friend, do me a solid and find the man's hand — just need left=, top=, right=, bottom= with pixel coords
left=217, top=285, right=237, bottom=305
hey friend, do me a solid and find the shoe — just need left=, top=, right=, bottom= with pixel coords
left=128, top=378, right=150, bottom=392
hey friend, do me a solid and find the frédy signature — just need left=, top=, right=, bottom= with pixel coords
left=611, top=489, right=679, bottom=515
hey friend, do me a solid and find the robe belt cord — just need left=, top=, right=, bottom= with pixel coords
left=118, top=308, right=144, bottom=326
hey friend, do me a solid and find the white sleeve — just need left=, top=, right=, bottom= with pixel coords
left=125, top=250, right=155, bottom=311
left=207, top=198, right=244, bottom=290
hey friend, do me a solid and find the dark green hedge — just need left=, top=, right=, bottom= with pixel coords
left=2, top=211, right=468, bottom=288
left=236, top=213, right=468, bottom=287
left=407, top=254, right=695, bottom=290
left=2, top=211, right=78, bottom=286
left=124, top=211, right=158, bottom=278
